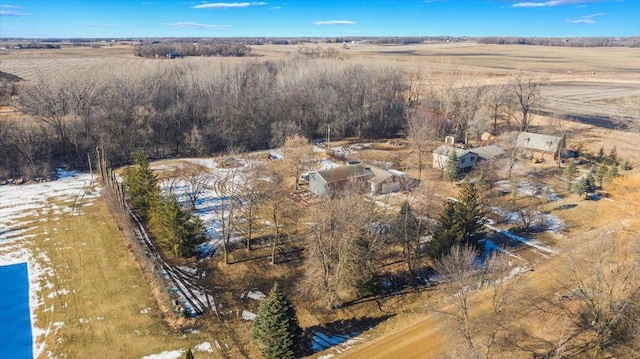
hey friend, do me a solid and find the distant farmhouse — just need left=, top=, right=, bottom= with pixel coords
left=432, top=144, right=505, bottom=170
left=307, top=162, right=413, bottom=196
left=516, top=131, right=565, bottom=160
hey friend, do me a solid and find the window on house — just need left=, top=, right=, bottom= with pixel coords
left=545, top=141, right=552, bottom=149
left=461, top=158, right=466, bottom=164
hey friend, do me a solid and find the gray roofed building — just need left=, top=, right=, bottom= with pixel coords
left=308, top=163, right=371, bottom=196
left=469, top=145, right=505, bottom=160
left=432, top=145, right=479, bottom=170
left=516, top=131, right=564, bottom=159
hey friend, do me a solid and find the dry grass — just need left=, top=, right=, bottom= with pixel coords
left=25, top=196, right=219, bottom=358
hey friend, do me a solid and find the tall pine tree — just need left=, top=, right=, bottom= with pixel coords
left=429, top=201, right=463, bottom=259
left=455, top=179, right=484, bottom=247
left=563, top=159, right=578, bottom=192
left=149, top=195, right=206, bottom=257
left=443, top=148, right=459, bottom=183
left=123, top=151, right=159, bottom=218
left=252, top=283, right=303, bottom=359
left=429, top=180, right=484, bottom=260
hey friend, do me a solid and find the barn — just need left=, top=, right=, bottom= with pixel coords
left=516, top=132, right=565, bottom=160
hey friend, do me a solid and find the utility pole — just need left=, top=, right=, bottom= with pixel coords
left=326, top=125, right=331, bottom=148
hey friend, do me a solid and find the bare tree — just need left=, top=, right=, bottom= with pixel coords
left=406, top=110, right=435, bottom=182
left=434, top=245, right=482, bottom=359
left=179, top=162, right=212, bottom=211
left=282, top=134, right=313, bottom=191
left=435, top=246, right=524, bottom=359
left=559, top=230, right=640, bottom=357
left=454, top=80, right=488, bottom=143
left=305, top=187, right=382, bottom=309
left=213, top=163, right=242, bottom=265
left=484, top=84, right=508, bottom=134
left=262, top=167, right=297, bottom=265
left=238, top=160, right=268, bottom=251
left=508, top=70, right=547, bottom=132
left=480, top=251, right=523, bottom=359
left=498, top=131, right=520, bottom=182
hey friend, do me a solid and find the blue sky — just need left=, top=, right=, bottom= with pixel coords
left=0, top=0, right=638, bottom=38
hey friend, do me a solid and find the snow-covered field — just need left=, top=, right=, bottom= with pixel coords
left=0, top=170, right=100, bottom=357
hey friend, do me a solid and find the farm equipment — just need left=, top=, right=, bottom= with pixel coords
left=531, top=157, right=543, bottom=164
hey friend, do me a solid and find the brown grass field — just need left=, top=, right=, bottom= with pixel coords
left=1, top=42, right=639, bottom=358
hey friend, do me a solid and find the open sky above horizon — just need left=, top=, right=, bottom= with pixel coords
left=0, top=0, right=638, bottom=39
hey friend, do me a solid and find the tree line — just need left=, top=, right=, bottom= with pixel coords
left=133, top=40, right=252, bottom=58
left=1, top=55, right=406, bottom=180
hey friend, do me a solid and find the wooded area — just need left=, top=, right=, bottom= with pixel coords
left=0, top=56, right=409, bottom=179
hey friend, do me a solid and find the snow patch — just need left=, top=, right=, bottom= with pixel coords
left=242, top=310, right=257, bottom=321
left=246, top=290, right=266, bottom=301
left=194, top=341, right=213, bottom=353
left=141, top=349, right=185, bottom=359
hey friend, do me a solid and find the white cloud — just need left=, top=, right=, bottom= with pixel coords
left=0, top=10, right=32, bottom=16
left=564, top=12, right=604, bottom=23
left=0, top=4, right=22, bottom=8
left=270, top=6, right=281, bottom=9
left=314, top=20, right=356, bottom=26
left=164, top=22, right=230, bottom=29
left=193, top=2, right=267, bottom=9
left=512, top=0, right=602, bottom=7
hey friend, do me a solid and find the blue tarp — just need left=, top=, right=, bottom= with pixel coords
left=0, top=262, right=34, bottom=359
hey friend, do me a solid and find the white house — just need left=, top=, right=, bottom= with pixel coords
left=432, top=146, right=478, bottom=170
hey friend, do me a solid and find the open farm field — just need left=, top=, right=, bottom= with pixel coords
left=254, top=42, right=640, bottom=74
left=3, top=42, right=639, bottom=131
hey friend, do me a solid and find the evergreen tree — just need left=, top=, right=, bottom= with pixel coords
left=596, top=164, right=608, bottom=188
left=123, top=151, right=159, bottom=218
left=575, top=173, right=596, bottom=200
left=585, top=173, right=596, bottom=194
left=455, top=179, right=485, bottom=246
left=574, top=176, right=588, bottom=200
left=606, top=146, right=618, bottom=166
left=563, top=159, right=578, bottom=192
left=149, top=195, right=206, bottom=257
left=429, top=201, right=463, bottom=259
left=390, top=201, right=421, bottom=274
left=186, top=349, right=194, bottom=359
left=252, top=283, right=303, bottom=359
left=443, top=148, right=459, bottom=183
left=476, top=170, right=489, bottom=194
left=604, top=164, right=618, bottom=186
left=596, top=146, right=605, bottom=163
left=622, top=158, right=632, bottom=171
